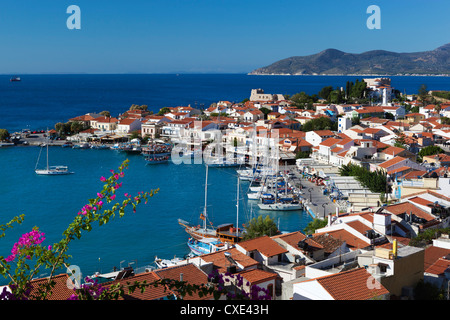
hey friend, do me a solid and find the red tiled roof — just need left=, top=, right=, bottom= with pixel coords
left=387, top=166, right=412, bottom=175
left=153, top=263, right=212, bottom=300
left=28, top=274, right=75, bottom=300
left=408, top=196, right=434, bottom=207
left=238, top=269, right=278, bottom=286
left=315, top=229, right=370, bottom=249
left=313, top=267, right=389, bottom=300
left=272, top=231, right=324, bottom=251
left=346, top=220, right=372, bottom=235
left=201, top=248, right=259, bottom=272
left=384, top=202, right=435, bottom=221
left=424, top=246, right=450, bottom=270
left=378, top=156, right=407, bottom=169
left=425, top=257, right=450, bottom=276
left=237, top=236, right=288, bottom=258
left=320, top=138, right=342, bottom=147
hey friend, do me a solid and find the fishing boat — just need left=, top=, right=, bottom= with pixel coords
left=119, top=139, right=142, bottom=154
left=35, top=133, right=74, bottom=175
left=257, top=198, right=303, bottom=211
left=141, top=143, right=172, bottom=157
left=90, top=144, right=109, bottom=150
left=72, top=142, right=90, bottom=149
left=154, top=256, right=185, bottom=269
left=178, top=165, right=243, bottom=244
left=144, top=155, right=170, bottom=164
left=10, top=76, right=21, bottom=82
left=187, top=237, right=230, bottom=256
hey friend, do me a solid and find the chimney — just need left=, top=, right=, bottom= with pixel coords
left=392, top=239, right=398, bottom=259
left=180, top=273, right=184, bottom=282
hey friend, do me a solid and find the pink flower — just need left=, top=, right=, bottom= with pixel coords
left=97, top=193, right=104, bottom=198
left=100, top=176, right=106, bottom=182
left=97, top=200, right=103, bottom=207
left=48, top=245, right=52, bottom=251
left=110, top=194, right=116, bottom=201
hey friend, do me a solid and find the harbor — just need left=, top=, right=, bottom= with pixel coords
left=0, top=142, right=314, bottom=284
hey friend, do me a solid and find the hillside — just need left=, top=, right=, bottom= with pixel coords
left=249, top=44, right=450, bottom=76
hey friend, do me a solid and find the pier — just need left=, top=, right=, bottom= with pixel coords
left=290, top=167, right=338, bottom=220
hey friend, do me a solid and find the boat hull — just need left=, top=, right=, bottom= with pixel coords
left=257, top=203, right=303, bottom=211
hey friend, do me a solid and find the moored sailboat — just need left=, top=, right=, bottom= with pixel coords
left=178, top=164, right=243, bottom=244
left=35, top=132, right=74, bottom=175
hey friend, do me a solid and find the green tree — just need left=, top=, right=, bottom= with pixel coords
left=329, top=89, right=344, bottom=104
left=0, top=129, right=10, bottom=141
left=295, top=150, right=311, bottom=159
left=339, top=163, right=387, bottom=193
left=418, top=145, right=444, bottom=162
left=243, top=216, right=279, bottom=240
left=301, top=116, right=337, bottom=132
left=303, top=218, right=327, bottom=235
left=318, top=86, right=333, bottom=101
left=130, top=104, right=148, bottom=111
left=290, top=92, right=318, bottom=108
left=70, top=121, right=85, bottom=134
left=157, top=107, right=171, bottom=116
left=418, top=84, right=428, bottom=105
left=414, top=279, right=446, bottom=300
left=99, top=111, right=111, bottom=117
left=259, top=107, right=272, bottom=119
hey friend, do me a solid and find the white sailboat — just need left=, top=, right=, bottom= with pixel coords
left=35, top=133, right=74, bottom=175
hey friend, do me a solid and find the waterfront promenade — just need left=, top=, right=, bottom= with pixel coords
left=291, top=168, right=338, bottom=220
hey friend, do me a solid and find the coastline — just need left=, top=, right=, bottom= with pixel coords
left=247, top=73, right=450, bottom=77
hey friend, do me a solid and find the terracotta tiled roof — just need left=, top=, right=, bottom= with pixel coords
left=28, top=274, right=75, bottom=300
left=424, top=246, right=450, bottom=270
left=313, top=267, right=389, bottom=300
left=200, top=248, right=259, bottom=272
left=384, top=202, right=435, bottom=221
left=153, top=263, right=212, bottom=300
left=312, top=233, right=345, bottom=254
left=313, top=130, right=334, bottom=137
left=387, top=166, right=412, bottom=175
left=238, top=269, right=278, bottom=286
left=108, top=270, right=175, bottom=300
left=237, top=236, right=288, bottom=258
left=320, top=138, right=342, bottom=147
left=399, top=170, right=427, bottom=180
left=346, top=220, right=372, bottom=235
left=316, top=229, right=370, bottom=249
left=425, top=257, right=450, bottom=276
left=408, top=196, right=434, bottom=207
left=272, top=231, right=324, bottom=251
left=382, top=146, right=407, bottom=156
left=378, top=156, right=407, bottom=169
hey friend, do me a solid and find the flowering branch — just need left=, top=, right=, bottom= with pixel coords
left=0, top=159, right=158, bottom=300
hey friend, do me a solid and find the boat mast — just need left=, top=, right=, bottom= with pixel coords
left=236, top=174, right=239, bottom=238
left=203, top=164, right=209, bottom=231
left=46, top=128, right=49, bottom=170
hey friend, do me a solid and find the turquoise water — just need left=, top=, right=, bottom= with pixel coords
left=0, top=145, right=312, bottom=283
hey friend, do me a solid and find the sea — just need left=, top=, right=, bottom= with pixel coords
left=0, top=73, right=449, bottom=284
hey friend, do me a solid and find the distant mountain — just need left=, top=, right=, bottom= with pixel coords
left=249, top=44, right=450, bottom=76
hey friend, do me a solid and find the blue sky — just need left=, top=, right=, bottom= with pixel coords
left=0, top=0, right=449, bottom=74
